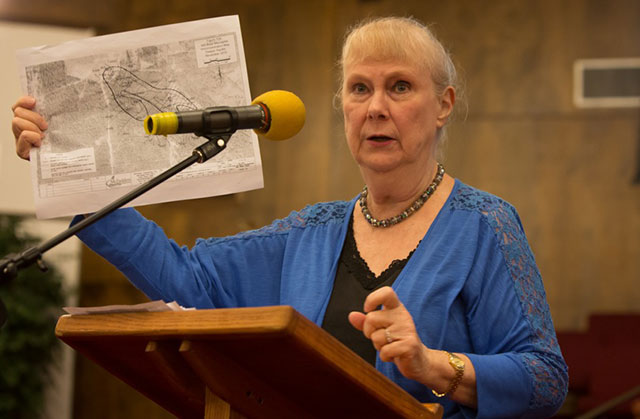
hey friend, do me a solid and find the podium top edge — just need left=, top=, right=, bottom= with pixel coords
left=55, top=305, right=299, bottom=339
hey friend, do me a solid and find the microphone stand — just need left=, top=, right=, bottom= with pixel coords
left=0, top=133, right=231, bottom=327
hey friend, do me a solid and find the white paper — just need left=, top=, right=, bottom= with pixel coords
left=16, top=15, right=263, bottom=219
left=62, top=300, right=192, bottom=315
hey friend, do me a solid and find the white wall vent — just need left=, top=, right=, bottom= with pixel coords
left=573, top=58, right=640, bottom=108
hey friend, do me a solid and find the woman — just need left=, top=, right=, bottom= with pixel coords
left=12, top=17, right=567, bottom=418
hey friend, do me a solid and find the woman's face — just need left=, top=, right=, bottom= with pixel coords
left=342, top=58, right=453, bottom=176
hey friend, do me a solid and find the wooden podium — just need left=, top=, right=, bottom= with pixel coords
left=56, top=306, right=443, bottom=418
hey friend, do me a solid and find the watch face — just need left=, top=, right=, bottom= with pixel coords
left=451, top=357, right=465, bottom=370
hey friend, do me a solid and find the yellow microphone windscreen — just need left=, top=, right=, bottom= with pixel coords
left=251, top=90, right=305, bottom=141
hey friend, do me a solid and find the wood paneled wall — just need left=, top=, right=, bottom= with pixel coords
left=3, top=0, right=639, bottom=417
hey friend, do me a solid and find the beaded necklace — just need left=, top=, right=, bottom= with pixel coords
left=359, top=163, right=445, bottom=228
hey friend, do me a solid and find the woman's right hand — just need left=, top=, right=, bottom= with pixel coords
left=11, top=96, right=48, bottom=160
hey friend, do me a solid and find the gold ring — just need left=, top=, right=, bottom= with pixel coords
left=385, top=328, right=394, bottom=344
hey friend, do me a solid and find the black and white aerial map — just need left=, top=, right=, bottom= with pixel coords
left=16, top=16, right=263, bottom=219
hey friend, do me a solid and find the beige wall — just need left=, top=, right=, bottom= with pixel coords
left=2, top=0, right=639, bottom=417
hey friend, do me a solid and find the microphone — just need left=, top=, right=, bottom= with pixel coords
left=144, top=90, right=305, bottom=141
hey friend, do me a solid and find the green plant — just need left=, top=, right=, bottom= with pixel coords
left=0, top=215, right=65, bottom=419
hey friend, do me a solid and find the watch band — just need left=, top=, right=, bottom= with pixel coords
left=432, top=351, right=465, bottom=398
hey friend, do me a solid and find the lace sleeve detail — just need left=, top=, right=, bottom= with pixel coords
left=451, top=184, right=568, bottom=414
left=203, top=200, right=352, bottom=244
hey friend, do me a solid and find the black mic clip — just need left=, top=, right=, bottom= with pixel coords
left=197, top=107, right=241, bottom=136
left=178, top=104, right=264, bottom=137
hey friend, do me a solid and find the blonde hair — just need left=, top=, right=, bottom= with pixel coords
left=340, top=16, right=457, bottom=96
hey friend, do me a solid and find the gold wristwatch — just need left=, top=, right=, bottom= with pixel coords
left=432, top=352, right=465, bottom=398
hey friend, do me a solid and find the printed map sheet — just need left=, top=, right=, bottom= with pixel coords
left=16, top=15, right=262, bottom=219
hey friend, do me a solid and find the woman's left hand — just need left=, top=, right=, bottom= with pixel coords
left=348, top=286, right=432, bottom=382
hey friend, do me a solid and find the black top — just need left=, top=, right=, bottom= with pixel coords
left=321, top=215, right=418, bottom=365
